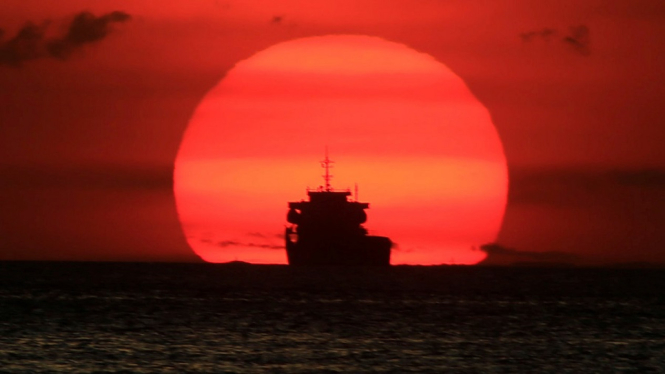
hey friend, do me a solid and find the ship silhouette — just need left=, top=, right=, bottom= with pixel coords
left=285, top=152, right=392, bottom=266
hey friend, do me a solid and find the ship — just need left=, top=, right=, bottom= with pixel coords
left=285, top=153, right=392, bottom=266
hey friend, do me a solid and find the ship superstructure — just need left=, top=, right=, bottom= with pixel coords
left=285, top=153, right=392, bottom=266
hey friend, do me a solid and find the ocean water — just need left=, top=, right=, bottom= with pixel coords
left=1, top=262, right=664, bottom=373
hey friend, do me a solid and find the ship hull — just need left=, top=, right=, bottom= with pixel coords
left=286, top=233, right=391, bottom=266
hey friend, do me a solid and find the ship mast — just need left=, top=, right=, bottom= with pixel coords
left=321, top=147, right=334, bottom=191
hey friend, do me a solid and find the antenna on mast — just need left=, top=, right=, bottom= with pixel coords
left=320, top=147, right=334, bottom=191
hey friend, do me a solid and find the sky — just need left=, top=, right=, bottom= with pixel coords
left=1, top=0, right=664, bottom=265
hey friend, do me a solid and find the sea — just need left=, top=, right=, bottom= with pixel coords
left=1, top=262, right=664, bottom=373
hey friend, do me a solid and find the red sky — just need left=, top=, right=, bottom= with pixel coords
left=1, top=0, right=664, bottom=265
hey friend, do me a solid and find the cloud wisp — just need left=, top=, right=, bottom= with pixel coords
left=562, top=25, right=590, bottom=55
left=478, top=243, right=579, bottom=266
left=217, top=240, right=285, bottom=250
left=508, top=167, right=665, bottom=207
left=0, top=11, right=131, bottom=67
left=520, top=25, right=590, bottom=55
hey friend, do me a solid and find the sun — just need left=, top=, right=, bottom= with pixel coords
left=174, top=35, right=508, bottom=265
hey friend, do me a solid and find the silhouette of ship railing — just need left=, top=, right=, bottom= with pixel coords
left=285, top=152, right=392, bottom=266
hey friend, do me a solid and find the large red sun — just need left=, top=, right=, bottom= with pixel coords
left=174, top=35, right=508, bottom=265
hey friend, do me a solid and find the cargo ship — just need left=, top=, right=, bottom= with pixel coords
left=285, top=153, right=392, bottom=266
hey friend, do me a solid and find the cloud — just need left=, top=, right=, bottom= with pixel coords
left=509, top=167, right=665, bottom=207
left=246, top=231, right=284, bottom=239
left=478, top=243, right=579, bottom=266
left=520, top=24, right=590, bottom=55
left=519, top=28, right=557, bottom=42
left=0, top=22, right=49, bottom=66
left=563, top=25, right=590, bottom=55
left=0, top=165, right=172, bottom=190
left=607, top=169, right=665, bottom=188
left=0, top=11, right=131, bottom=67
left=217, top=240, right=284, bottom=250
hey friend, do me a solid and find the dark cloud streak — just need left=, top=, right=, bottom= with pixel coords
left=246, top=232, right=284, bottom=240
left=509, top=167, right=665, bottom=207
left=520, top=24, right=590, bottom=55
left=0, top=22, right=49, bottom=66
left=479, top=243, right=579, bottom=266
left=0, top=11, right=131, bottom=67
left=47, top=11, right=131, bottom=59
left=217, top=240, right=284, bottom=250
left=519, top=28, right=556, bottom=42
left=0, top=165, right=172, bottom=190
left=563, top=25, right=590, bottom=55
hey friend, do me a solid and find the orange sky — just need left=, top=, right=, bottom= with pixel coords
left=1, top=1, right=664, bottom=265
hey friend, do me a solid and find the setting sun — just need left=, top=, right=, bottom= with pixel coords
left=174, top=35, right=508, bottom=265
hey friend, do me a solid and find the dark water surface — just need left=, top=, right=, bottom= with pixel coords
left=1, top=262, right=664, bottom=373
